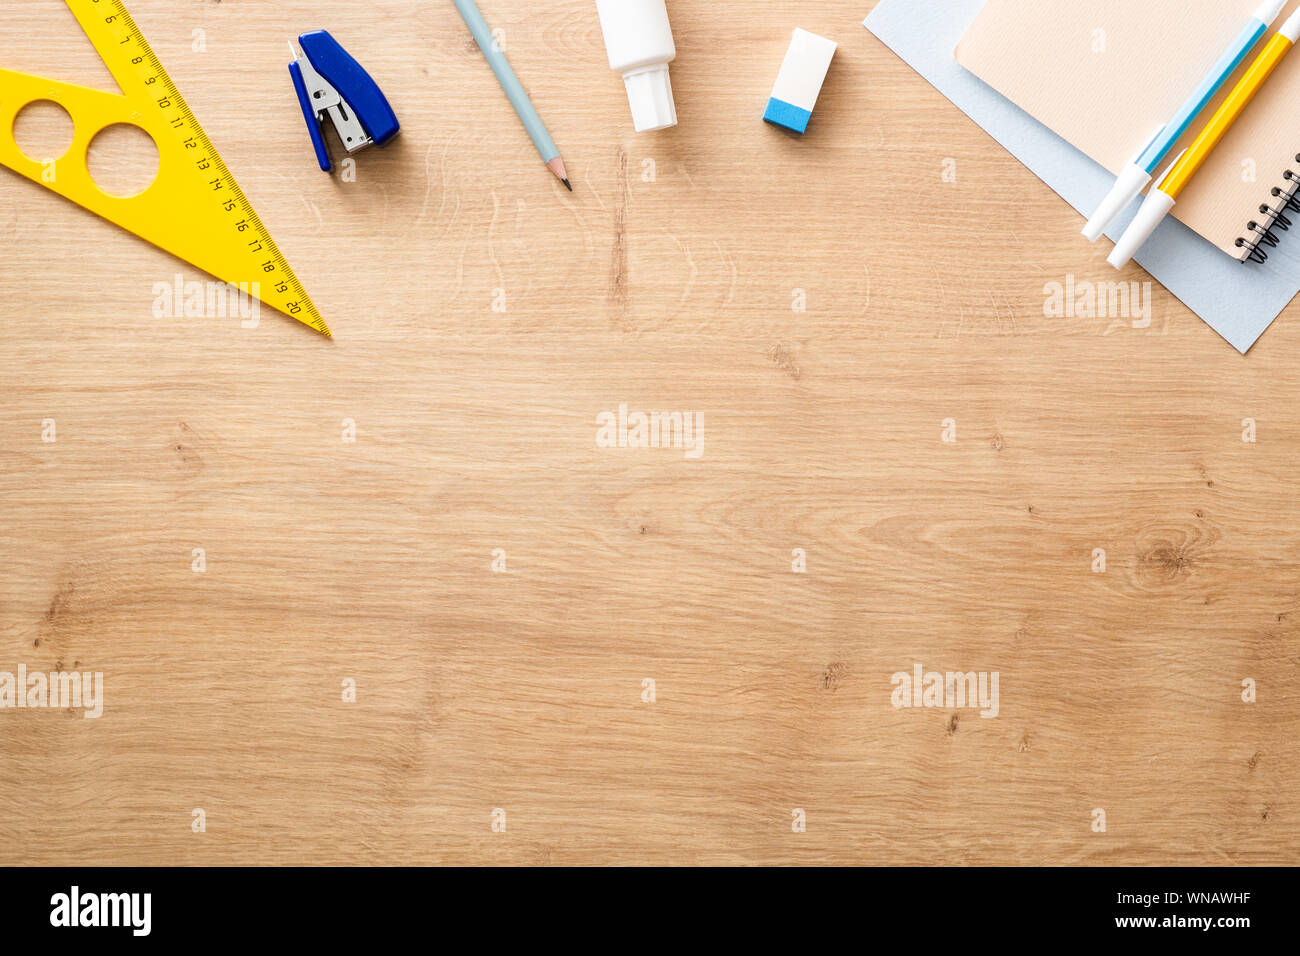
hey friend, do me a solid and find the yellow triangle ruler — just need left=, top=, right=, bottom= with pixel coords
left=0, top=0, right=330, bottom=337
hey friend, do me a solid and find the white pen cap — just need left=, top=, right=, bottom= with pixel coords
left=1279, top=7, right=1300, bottom=42
left=1108, top=189, right=1176, bottom=269
left=1082, top=163, right=1152, bottom=242
left=1256, top=1, right=1288, bottom=26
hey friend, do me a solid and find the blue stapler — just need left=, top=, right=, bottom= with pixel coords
left=289, top=31, right=400, bottom=172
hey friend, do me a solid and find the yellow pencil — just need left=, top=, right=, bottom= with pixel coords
left=1110, top=7, right=1300, bottom=268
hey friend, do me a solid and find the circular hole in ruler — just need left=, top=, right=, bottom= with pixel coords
left=87, top=123, right=160, bottom=198
left=12, top=100, right=74, bottom=165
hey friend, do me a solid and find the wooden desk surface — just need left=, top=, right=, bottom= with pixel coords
left=1, top=0, right=1296, bottom=866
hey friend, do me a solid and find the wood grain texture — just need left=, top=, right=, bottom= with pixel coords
left=0, top=0, right=1297, bottom=866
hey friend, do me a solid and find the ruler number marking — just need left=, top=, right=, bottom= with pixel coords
left=88, top=0, right=323, bottom=328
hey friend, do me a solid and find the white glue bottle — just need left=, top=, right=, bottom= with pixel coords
left=594, top=0, right=678, bottom=132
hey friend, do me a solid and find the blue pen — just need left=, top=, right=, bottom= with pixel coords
left=1083, top=0, right=1288, bottom=241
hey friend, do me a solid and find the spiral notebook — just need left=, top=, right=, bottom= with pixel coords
left=956, top=0, right=1300, bottom=264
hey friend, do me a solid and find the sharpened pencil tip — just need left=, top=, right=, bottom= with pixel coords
left=547, top=157, right=570, bottom=191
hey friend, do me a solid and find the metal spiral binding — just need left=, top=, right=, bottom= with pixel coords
left=1235, top=154, right=1300, bottom=264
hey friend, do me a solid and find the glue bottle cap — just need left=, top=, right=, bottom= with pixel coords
left=623, top=64, right=677, bottom=133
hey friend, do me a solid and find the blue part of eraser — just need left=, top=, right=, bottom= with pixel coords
left=763, top=98, right=812, bottom=134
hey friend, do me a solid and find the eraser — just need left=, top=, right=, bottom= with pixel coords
left=764, top=28, right=837, bottom=134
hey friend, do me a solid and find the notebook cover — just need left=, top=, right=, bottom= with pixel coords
left=955, top=0, right=1300, bottom=259
left=864, top=0, right=1300, bottom=353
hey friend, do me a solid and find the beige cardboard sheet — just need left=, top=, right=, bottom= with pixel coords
left=956, top=0, right=1300, bottom=257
